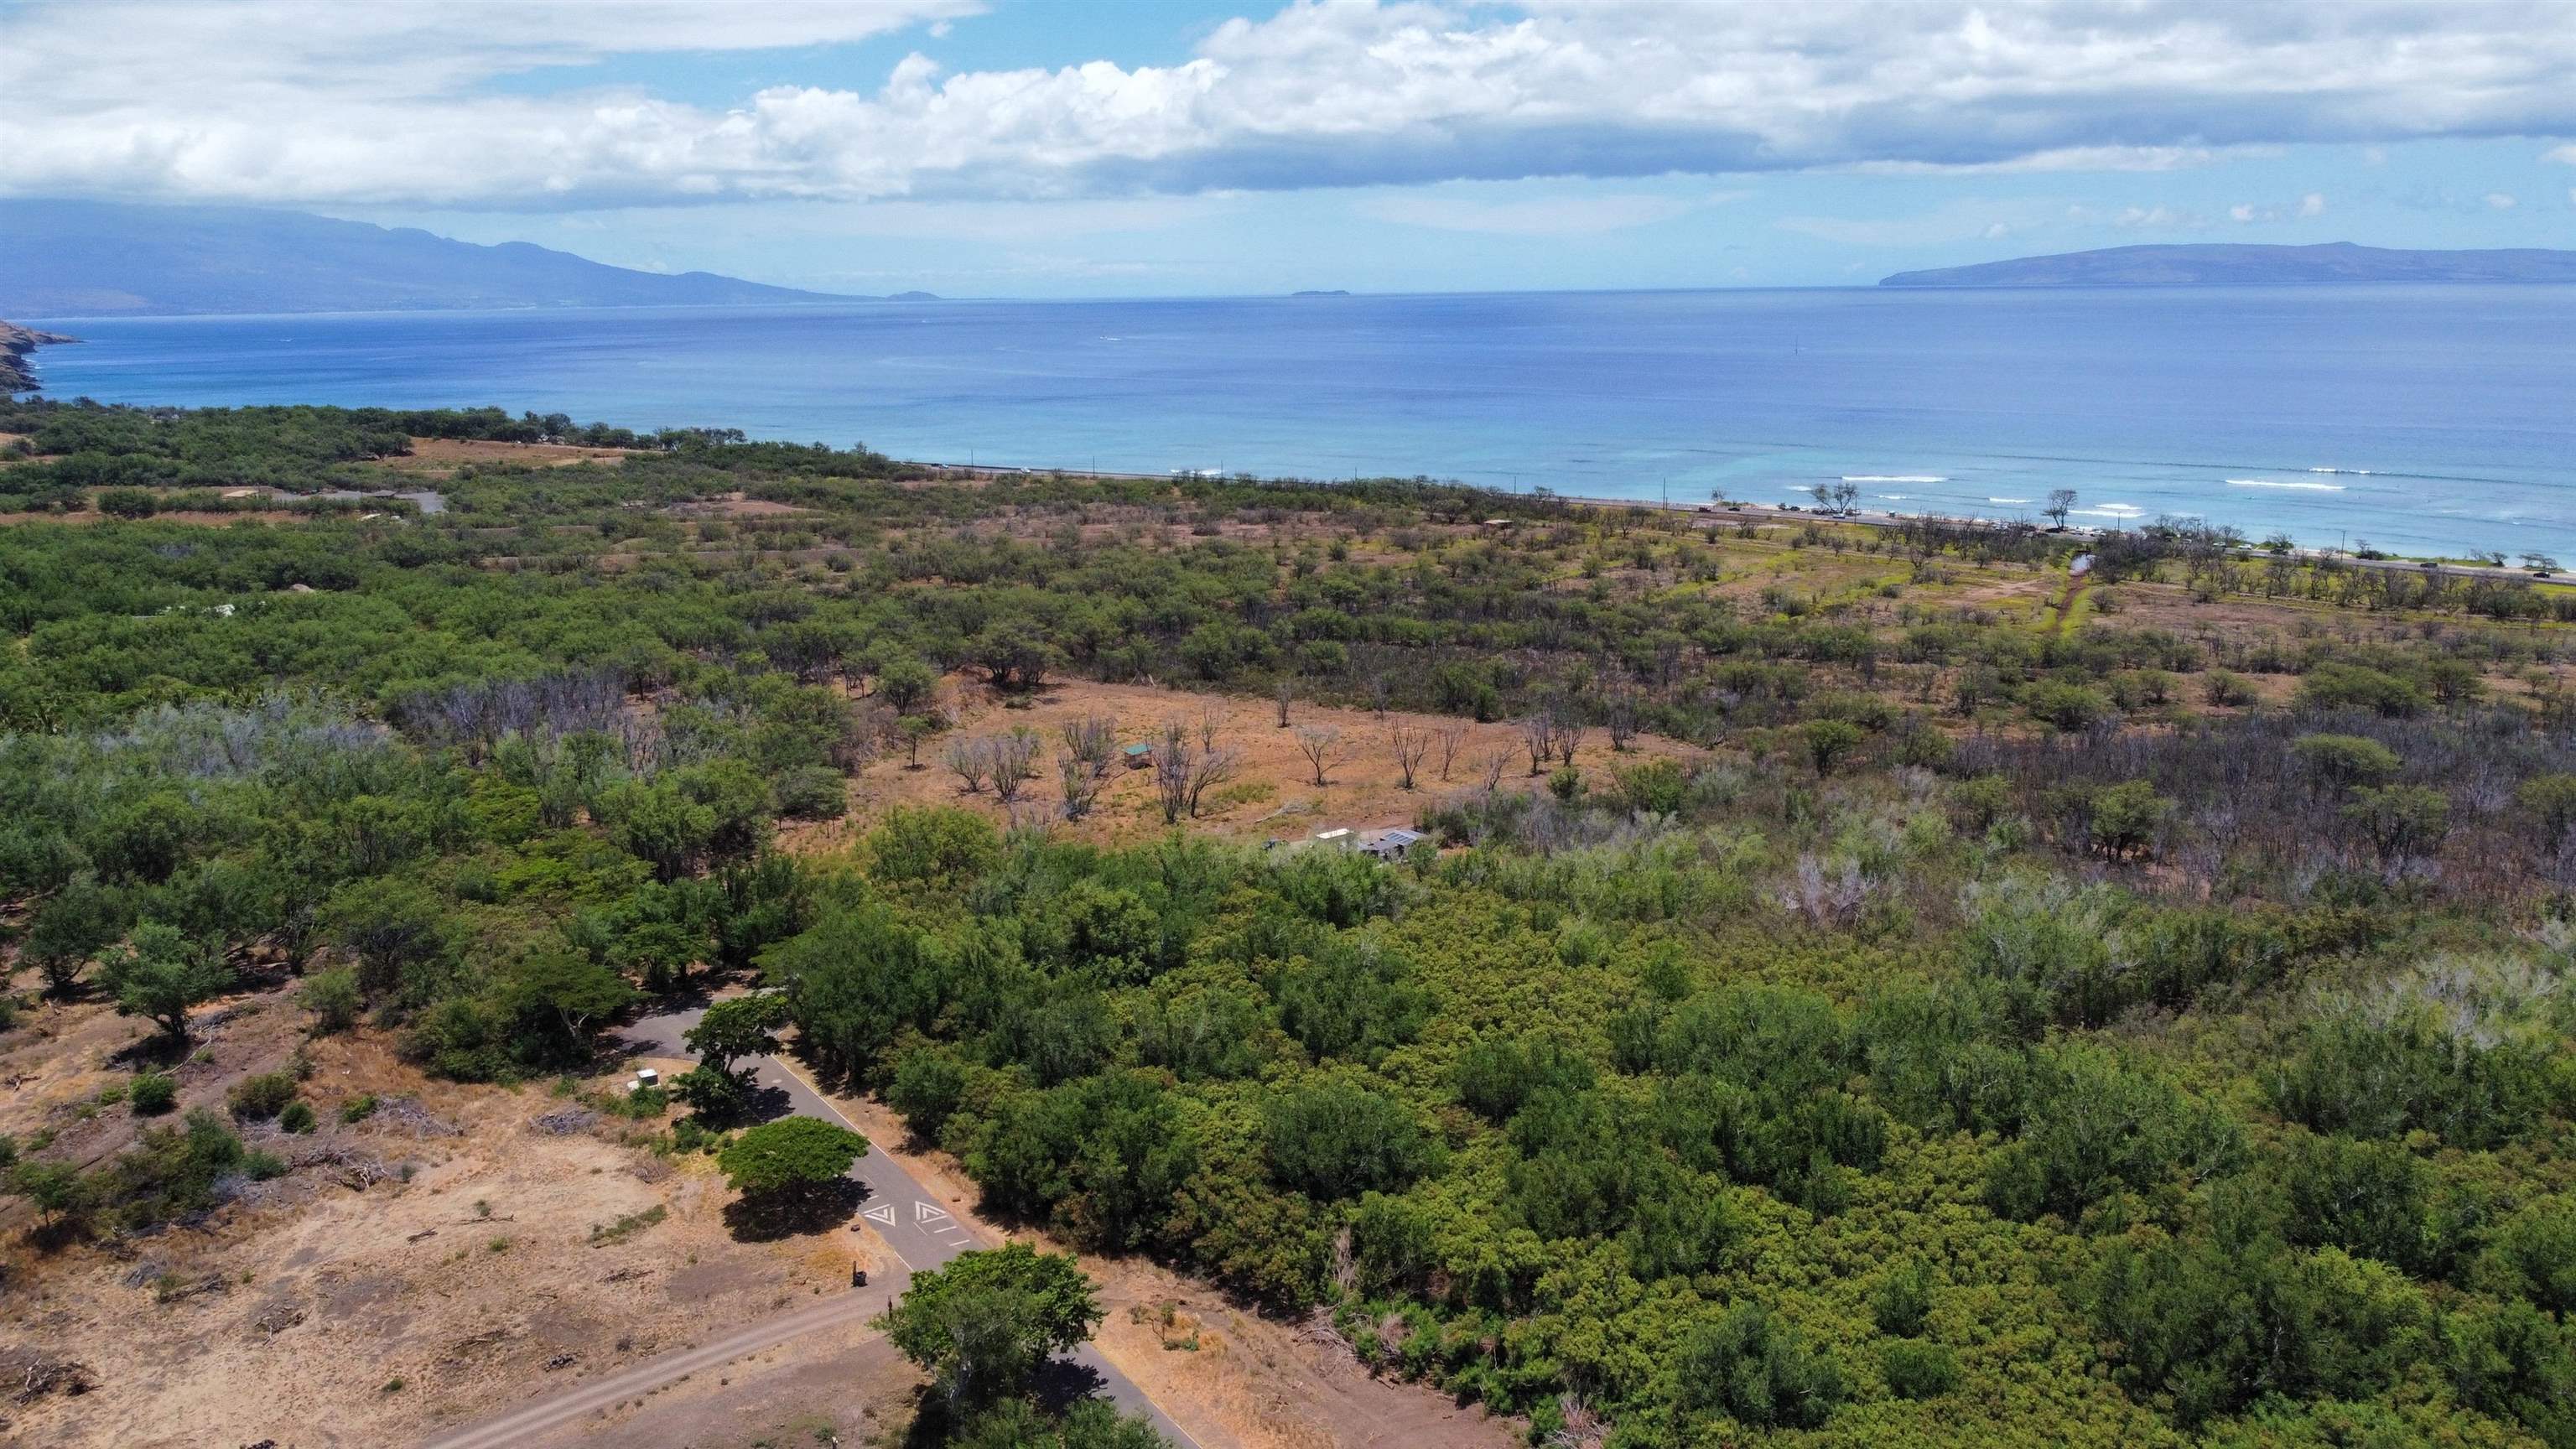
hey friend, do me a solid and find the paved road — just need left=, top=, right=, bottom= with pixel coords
left=418, top=1003, right=1208, bottom=1449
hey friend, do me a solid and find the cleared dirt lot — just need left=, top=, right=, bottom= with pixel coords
left=372, top=438, right=639, bottom=477
left=785, top=675, right=1702, bottom=858
left=0, top=997, right=891, bottom=1449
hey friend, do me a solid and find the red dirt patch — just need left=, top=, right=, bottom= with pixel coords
left=784, top=676, right=1700, bottom=857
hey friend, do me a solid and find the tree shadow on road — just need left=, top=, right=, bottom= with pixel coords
left=720, top=1176, right=865, bottom=1242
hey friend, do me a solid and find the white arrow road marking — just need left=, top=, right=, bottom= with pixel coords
left=862, top=1204, right=896, bottom=1226
left=914, top=1202, right=951, bottom=1224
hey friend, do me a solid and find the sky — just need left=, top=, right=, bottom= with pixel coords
left=2, top=0, right=2572, bottom=297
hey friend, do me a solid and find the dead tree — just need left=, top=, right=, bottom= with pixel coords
left=989, top=728, right=1043, bottom=804
left=1294, top=726, right=1354, bottom=787
left=943, top=739, right=992, bottom=794
left=1057, top=754, right=1104, bottom=820
left=1602, top=690, right=1639, bottom=752
left=1552, top=705, right=1587, bottom=766
left=1059, top=715, right=1118, bottom=778
left=1387, top=724, right=1431, bottom=791
left=1522, top=714, right=1557, bottom=776
left=1188, top=712, right=1240, bottom=817
left=1476, top=749, right=1511, bottom=793
left=1154, top=714, right=1242, bottom=824
left=1434, top=723, right=1470, bottom=782
left=1275, top=676, right=1295, bottom=728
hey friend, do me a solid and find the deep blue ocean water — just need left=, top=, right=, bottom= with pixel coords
left=27, top=286, right=2576, bottom=558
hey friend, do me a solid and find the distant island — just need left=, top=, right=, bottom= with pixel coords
left=0, top=319, right=75, bottom=393
left=1881, top=242, right=2576, bottom=288
left=1291, top=289, right=1352, bottom=297
left=0, top=200, right=928, bottom=317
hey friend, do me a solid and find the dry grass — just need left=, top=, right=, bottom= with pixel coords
left=782, top=675, right=1701, bottom=858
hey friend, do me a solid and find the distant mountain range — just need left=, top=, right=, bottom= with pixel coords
left=0, top=200, right=911, bottom=316
left=1881, top=242, right=2576, bottom=288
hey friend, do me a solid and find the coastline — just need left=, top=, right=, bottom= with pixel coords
left=0, top=319, right=77, bottom=394
left=905, top=458, right=2564, bottom=584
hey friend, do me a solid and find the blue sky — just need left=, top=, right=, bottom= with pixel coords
left=4, top=0, right=2572, bottom=296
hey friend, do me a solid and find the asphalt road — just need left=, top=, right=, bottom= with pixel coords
left=417, top=1002, right=1208, bottom=1449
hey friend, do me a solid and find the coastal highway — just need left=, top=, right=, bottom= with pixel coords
left=417, top=1003, right=1212, bottom=1449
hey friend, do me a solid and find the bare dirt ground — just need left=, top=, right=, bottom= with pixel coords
left=665, top=492, right=814, bottom=519
left=782, top=675, right=1701, bottom=858
left=371, top=439, right=637, bottom=477
left=512, top=1320, right=920, bottom=1449
left=0, top=992, right=891, bottom=1449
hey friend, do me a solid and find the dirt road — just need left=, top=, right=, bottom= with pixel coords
left=416, top=1004, right=1218, bottom=1449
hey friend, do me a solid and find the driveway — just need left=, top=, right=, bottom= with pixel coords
left=418, top=1001, right=1212, bottom=1449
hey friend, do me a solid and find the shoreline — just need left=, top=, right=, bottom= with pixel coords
left=902, top=458, right=2563, bottom=585
left=0, top=319, right=78, bottom=394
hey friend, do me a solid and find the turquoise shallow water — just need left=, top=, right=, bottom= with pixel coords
left=27, top=285, right=2576, bottom=558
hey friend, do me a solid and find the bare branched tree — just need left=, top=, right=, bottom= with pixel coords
left=1153, top=714, right=1242, bottom=823
left=1553, top=709, right=1587, bottom=766
left=1059, top=715, right=1118, bottom=778
left=1522, top=714, right=1556, bottom=776
left=1152, top=722, right=1192, bottom=825
left=1294, top=726, right=1353, bottom=787
left=943, top=739, right=992, bottom=794
left=1189, top=722, right=1241, bottom=818
left=1387, top=724, right=1430, bottom=791
left=1367, top=674, right=1393, bottom=718
left=1477, top=749, right=1511, bottom=793
left=989, top=726, right=1043, bottom=803
left=1435, top=723, right=1470, bottom=782
left=1602, top=689, right=1639, bottom=752
left=1275, top=675, right=1295, bottom=729
left=1057, top=753, right=1104, bottom=820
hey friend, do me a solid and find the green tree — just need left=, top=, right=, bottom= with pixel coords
left=1803, top=719, right=1863, bottom=776
left=874, top=1242, right=1104, bottom=1409
left=2344, top=784, right=2450, bottom=861
left=299, top=966, right=363, bottom=1035
left=321, top=876, right=454, bottom=1001
left=2023, top=680, right=2110, bottom=733
left=495, top=952, right=637, bottom=1065
left=876, top=656, right=940, bottom=715
left=866, top=806, right=1002, bottom=890
left=2291, top=733, right=2402, bottom=793
left=685, top=993, right=790, bottom=1078
left=718, top=1117, right=867, bottom=1211
left=1674, top=1303, right=1846, bottom=1430
left=2088, top=779, right=2174, bottom=861
left=98, top=922, right=231, bottom=1041
left=1264, top=1078, right=1438, bottom=1201
left=23, top=872, right=127, bottom=996
left=3, top=1158, right=91, bottom=1232
left=2514, top=772, right=2576, bottom=854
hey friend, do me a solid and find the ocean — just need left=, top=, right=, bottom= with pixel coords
left=25, top=286, right=2576, bottom=559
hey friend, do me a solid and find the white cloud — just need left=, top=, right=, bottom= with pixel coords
left=1354, top=190, right=1695, bottom=235
left=2487, top=191, right=2519, bottom=209
left=1845, top=146, right=2223, bottom=177
left=4, top=0, right=2575, bottom=208
left=2228, top=190, right=2328, bottom=223
left=2548, top=144, right=2576, bottom=164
